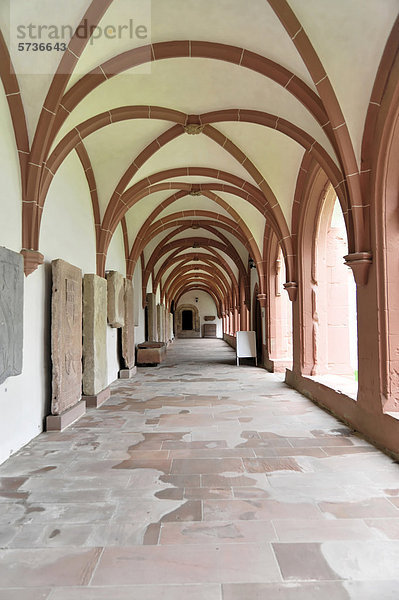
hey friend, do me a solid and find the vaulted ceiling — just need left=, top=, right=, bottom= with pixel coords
left=1, top=0, right=397, bottom=310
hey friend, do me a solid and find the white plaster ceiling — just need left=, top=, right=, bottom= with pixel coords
left=83, top=119, right=172, bottom=219
left=289, top=0, right=399, bottom=164
left=126, top=132, right=258, bottom=188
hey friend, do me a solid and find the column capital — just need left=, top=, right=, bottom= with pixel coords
left=20, top=249, right=44, bottom=276
left=283, top=281, right=298, bottom=302
left=257, top=293, right=267, bottom=308
left=344, top=252, right=372, bottom=286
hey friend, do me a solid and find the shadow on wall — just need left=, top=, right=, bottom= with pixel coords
left=42, top=261, right=53, bottom=424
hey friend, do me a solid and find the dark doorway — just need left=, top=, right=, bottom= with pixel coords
left=182, top=310, right=193, bottom=330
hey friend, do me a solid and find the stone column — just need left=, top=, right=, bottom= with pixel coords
left=47, top=259, right=86, bottom=431
left=146, top=293, right=157, bottom=341
left=120, top=278, right=137, bottom=379
left=82, top=274, right=110, bottom=408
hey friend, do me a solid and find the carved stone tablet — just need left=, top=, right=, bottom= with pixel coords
left=122, top=278, right=135, bottom=369
left=51, top=259, right=82, bottom=415
left=107, top=271, right=125, bottom=327
left=0, top=247, right=24, bottom=385
left=146, top=293, right=157, bottom=341
left=82, top=274, right=108, bottom=396
left=157, top=304, right=162, bottom=342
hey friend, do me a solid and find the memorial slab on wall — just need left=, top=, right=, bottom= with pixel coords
left=107, top=271, right=124, bottom=328
left=83, top=274, right=108, bottom=402
left=120, top=278, right=136, bottom=378
left=0, top=247, right=24, bottom=385
left=51, top=259, right=83, bottom=416
left=146, top=293, right=157, bottom=341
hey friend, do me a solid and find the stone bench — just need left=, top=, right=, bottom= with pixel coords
left=136, top=342, right=167, bottom=365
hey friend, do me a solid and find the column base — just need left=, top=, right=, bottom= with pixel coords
left=83, top=387, right=111, bottom=408
left=46, top=400, right=86, bottom=432
left=119, top=366, right=137, bottom=379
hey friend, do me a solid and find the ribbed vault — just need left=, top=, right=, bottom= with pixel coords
left=0, top=0, right=397, bottom=317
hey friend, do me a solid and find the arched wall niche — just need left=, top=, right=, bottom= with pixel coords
left=374, top=74, right=399, bottom=414
left=263, top=229, right=293, bottom=373
left=175, top=303, right=200, bottom=338
left=295, top=165, right=358, bottom=385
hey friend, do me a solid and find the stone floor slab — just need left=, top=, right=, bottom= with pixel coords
left=48, top=584, right=222, bottom=600
left=91, top=543, right=281, bottom=585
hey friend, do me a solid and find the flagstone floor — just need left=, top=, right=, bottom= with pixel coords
left=1, top=338, right=399, bottom=599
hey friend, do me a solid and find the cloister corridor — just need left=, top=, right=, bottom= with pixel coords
left=1, top=338, right=399, bottom=599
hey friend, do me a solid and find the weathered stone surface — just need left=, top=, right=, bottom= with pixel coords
left=121, top=278, right=135, bottom=369
left=146, top=293, right=157, bottom=341
left=157, top=304, right=162, bottom=342
left=106, top=271, right=124, bottom=328
left=51, top=259, right=82, bottom=415
left=0, top=247, right=24, bottom=385
left=119, top=366, right=137, bottom=379
left=82, top=274, right=108, bottom=396
left=137, top=342, right=167, bottom=365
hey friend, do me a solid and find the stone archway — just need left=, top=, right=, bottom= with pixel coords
left=175, top=304, right=201, bottom=338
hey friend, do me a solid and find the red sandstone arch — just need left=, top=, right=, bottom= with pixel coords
left=51, top=41, right=331, bottom=153
left=172, top=278, right=225, bottom=310
left=126, top=183, right=269, bottom=277
left=167, top=272, right=229, bottom=305
left=41, top=106, right=343, bottom=212
left=163, top=264, right=232, bottom=305
left=174, top=286, right=223, bottom=317
left=94, top=125, right=290, bottom=271
left=136, top=212, right=252, bottom=261
left=75, top=143, right=101, bottom=248
left=0, top=31, right=29, bottom=199
left=21, top=38, right=344, bottom=264
left=145, top=224, right=248, bottom=292
left=143, top=237, right=248, bottom=308
left=371, top=43, right=399, bottom=413
left=153, top=252, right=239, bottom=300
left=25, top=0, right=112, bottom=252
left=95, top=169, right=285, bottom=282
left=361, top=16, right=399, bottom=240
left=146, top=213, right=248, bottom=245
left=38, top=104, right=347, bottom=289
left=268, top=0, right=365, bottom=251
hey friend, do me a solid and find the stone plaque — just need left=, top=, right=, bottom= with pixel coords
left=122, top=278, right=135, bottom=369
left=51, top=259, right=82, bottom=415
left=83, top=274, right=108, bottom=396
left=203, top=323, right=217, bottom=337
left=146, top=293, right=157, bottom=341
left=0, top=247, right=24, bottom=385
left=107, top=271, right=125, bottom=327
left=157, top=304, right=162, bottom=342
left=204, top=315, right=215, bottom=321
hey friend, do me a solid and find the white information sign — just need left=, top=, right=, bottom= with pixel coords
left=236, top=331, right=257, bottom=366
